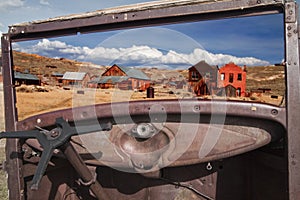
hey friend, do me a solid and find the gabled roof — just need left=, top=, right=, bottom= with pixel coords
left=118, top=66, right=150, bottom=80
left=62, top=72, right=87, bottom=81
left=104, top=64, right=150, bottom=80
left=189, top=60, right=218, bottom=72
left=14, top=71, right=39, bottom=80
left=98, top=76, right=129, bottom=84
left=52, top=72, right=64, bottom=77
left=89, top=76, right=130, bottom=84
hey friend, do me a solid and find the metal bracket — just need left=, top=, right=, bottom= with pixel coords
left=285, top=2, right=296, bottom=23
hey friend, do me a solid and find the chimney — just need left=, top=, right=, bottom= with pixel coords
left=243, top=65, right=247, bottom=72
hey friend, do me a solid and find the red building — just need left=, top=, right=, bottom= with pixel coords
left=98, top=64, right=151, bottom=91
left=218, top=62, right=247, bottom=97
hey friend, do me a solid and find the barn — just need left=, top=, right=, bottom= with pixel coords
left=98, top=64, right=151, bottom=91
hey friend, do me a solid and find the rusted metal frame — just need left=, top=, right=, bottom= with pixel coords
left=16, top=100, right=286, bottom=130
left=8, top=0, right=283, bottom=42
left=1, top=35, right=25, bottom=199
left=285, top=1, right=300, bottom=199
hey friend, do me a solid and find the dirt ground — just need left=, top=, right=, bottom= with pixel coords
left=15, top=85, right=284, bottom=121
left=16, top=86, right=194, bottom=120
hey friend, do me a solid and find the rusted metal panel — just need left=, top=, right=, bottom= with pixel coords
left=15, top=99, right=286, bottom=131
left=285, top=2, right=300, bottom=199
left=8, top=0, right=284, bottom=41
left=1, top=35, right=25, bottom=200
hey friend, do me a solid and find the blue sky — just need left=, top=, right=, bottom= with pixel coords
left=0, top=0, right=294, bottom=67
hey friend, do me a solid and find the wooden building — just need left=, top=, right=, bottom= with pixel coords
left=62, top=72, right=90, bottom=87
left=98, top=64, right=151, bottom=91
left=14, top=71, right=40, bottom=86
left=188, top=60, right=218, bottom=96
left=218, top=62, right=247, bottom=97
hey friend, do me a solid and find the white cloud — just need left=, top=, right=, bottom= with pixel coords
left=16, top=39, right=270, bottom=67
left=39, top=0, right=50, bottom=6
left=0, top=0, right=24, bottom=10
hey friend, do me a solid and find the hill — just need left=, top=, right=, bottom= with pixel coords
left=246, top=65, right=285, bottom=96
left=12, top=51, right=106, bottom=76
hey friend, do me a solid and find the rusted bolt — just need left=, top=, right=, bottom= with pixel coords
left=194, top=105, right=201, bottom=112
left=291, top=154, right=295, bottom=158
left=206, top=162, right=213, bottom=171
left=271, top=109, right=278, bottom=115
left=50, top=130, right=59, bottom=138
left=287, top=26, right=292, bottom=30
left=288, top=33, right=292, bottom=37
left=257, top=0, right=261, bottom=4
left=37, top=118, right=42, bottom=124
left=289, top=10, right=293, bottom=15
left=81, top=111, right=88, bottom=118
left=294, top=29, right=298, bottom=34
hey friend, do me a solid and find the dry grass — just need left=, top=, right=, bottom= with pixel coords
left=16, top=86, right=192, bottom=120
left=0, top=147, right=8, bottom=200
left=246, top=65, right=285, bottom=96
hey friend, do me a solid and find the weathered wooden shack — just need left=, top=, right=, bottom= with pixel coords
left=14, top=71, right=40, bottom=86
left=98, top=64, right=151, bottom=90
left=188, top=60, right=218, bottom=96
left=62, top=72, right=90, bottom=87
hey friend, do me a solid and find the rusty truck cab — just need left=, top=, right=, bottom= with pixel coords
left=1, top=0, right=299, bottom=199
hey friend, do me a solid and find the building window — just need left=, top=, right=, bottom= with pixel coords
left=237, top=88, right=241, bottom=97
left=191, top=71, right=199, bottom=80
left=205, top=72, right=210, bottom=78
left=220, top=73, right=225, bottom=80
left=237, top=73, right=242, bottom=81
left=229, top=73, right=234, bottom=83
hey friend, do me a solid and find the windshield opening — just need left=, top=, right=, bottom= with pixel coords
left=12, top=14, right=285, bottom=120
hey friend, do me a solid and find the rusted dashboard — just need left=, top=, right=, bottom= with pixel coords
left=18, top=99, right=285, bottom=169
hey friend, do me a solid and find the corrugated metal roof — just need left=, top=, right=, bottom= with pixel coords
left=62, top=72, right=86, bottom=81
left=118, top=66, right=150, bottom=80
left=15, top=71, right=39, bottom=80
left=52, top=72, right=64, bottom=77
left=97, top=76, right=129, bottom=84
